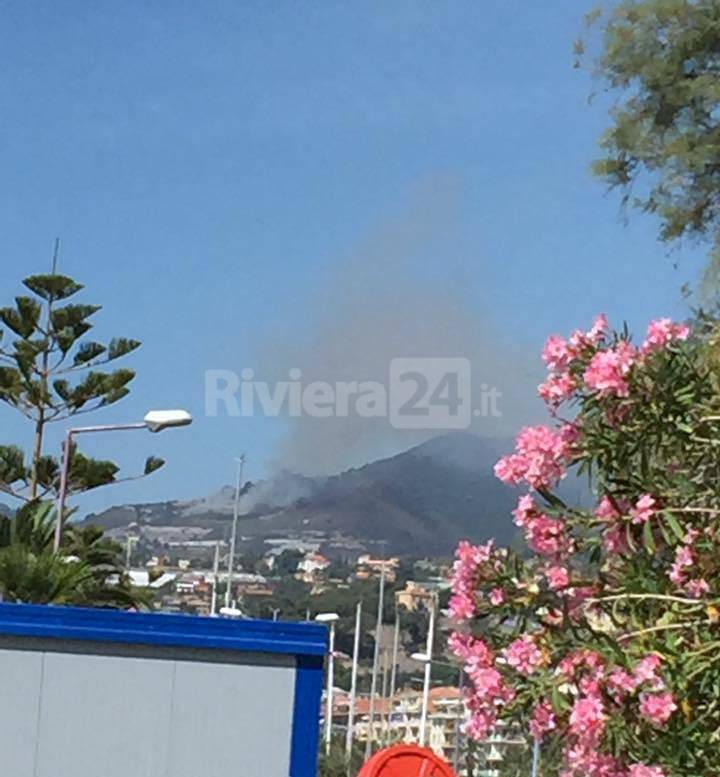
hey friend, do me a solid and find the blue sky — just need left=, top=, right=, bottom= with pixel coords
left=0, top=1, right=703, bottom=515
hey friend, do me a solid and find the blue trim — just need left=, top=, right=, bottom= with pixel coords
left=290, top=654, right=325, bottom=777
left=0, top=602, right=327, bottom=657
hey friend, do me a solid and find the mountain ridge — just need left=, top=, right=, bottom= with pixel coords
left=83, top=433, right=585, bottom=556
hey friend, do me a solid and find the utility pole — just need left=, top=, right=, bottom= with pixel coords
left=419, top=594, right=437, bottom=747
left=210, top=541, right=220, bottom=616
left=124, top=535, right=136, bottom=570
left=345, top=601, right=362, bottom=769
left=389, top=606, right=400, bottom=699
left=225, top=455, right=245, bottom=609
left=365, top=562, right=386, bottom=758
left=387, top=605, right=400, bottom=741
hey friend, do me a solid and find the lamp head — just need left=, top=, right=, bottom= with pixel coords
left=144, top=409, right=193, bottom=433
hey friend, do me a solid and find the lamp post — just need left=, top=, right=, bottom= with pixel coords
left=54, top=409, right=192, bottom=551
left=411, top=653, right=464, bottom=771
left=225, top=455, right=245, bottom=609
left=365, top=562, right=386, bottom=758
left=316, top=612, right=340, bottom=756
left=210, top=541, right=221, bottom=617
left=345, top=601, right=362, bottom=767
left=414, top=595, right=437, bottom=747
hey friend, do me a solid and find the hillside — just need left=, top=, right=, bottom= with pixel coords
left=84, top=433, right=586, bottom=556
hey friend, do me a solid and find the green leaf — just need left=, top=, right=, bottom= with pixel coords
left=0, top=297, right=41, bottom=338
left=0, top=445, right=27, bottom=486
left=643, top=519, right=656, bottom=554
left=50, top=305, right=101, bottom=332
left=107, top=338, right=141, bottom=360
left=23, top=274, right=83, bottom=302
left=665, top=512, right=686, bottom=543
left=72, top=342, right=106, bottom=365
left=144, top=456, right=165, bottom=475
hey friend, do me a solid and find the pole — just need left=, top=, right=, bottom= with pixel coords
left=365, top=563, right=386, bottom=758
left=388, top=607, right=400, bottom=703
left=419, top=595, right=436, bottom=747
left=380, top=644, right=389, bottom=744
left=54, top=430, right=74, bottom=552
left=125, top=535, right=134, bottom=570
left=325, top=620, right=336, bottom=755
left=53, top=422, right=147, bottom=552
left=210, top=541, right=220, bottom=616
left=225, top=455, right=245, bottom=609
left=531, top=737, right=540, bottom=777
left=453, top=669, right=464, bottom=774
left=345, top=601, right=362, bottom=767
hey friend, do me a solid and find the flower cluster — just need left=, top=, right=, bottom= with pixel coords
left=642, top=318, right=690, bottom=352
left=583, top=341, right=637, bottom=398
left=668, top=528, right=710, bottom=598
left=494, top=425, right=570, bottom=490
left=448, top=315, right=707, bottom=777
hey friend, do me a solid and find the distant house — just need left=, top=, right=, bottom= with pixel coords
left=125, top=570, right=177, bottom=592
left=355, top=555, right=399, bottom=583
left=296, top=553, right=331, bottom=583
left=395, top=581, right=434, bottom=612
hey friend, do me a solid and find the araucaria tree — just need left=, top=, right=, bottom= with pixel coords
left=0, top=271, right=163, bottom=504
left=448, top=314, right=720, bottom=776
left=0, top=268, right=164, bottom=607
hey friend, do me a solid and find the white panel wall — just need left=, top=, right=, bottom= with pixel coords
left=0, top=648, right=43, bottom=777
left=0, top=640, right=296, bottom=777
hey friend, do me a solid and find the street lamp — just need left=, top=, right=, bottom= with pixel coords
left=54, top=409, right=192, bottom=551
left=409, top=595, right=436, bottom=748
left=411, top=653, right=464, bottom=771
left=316, top=612, right=340, bottom=755
left=225, top=455, right=245, bottom=609
left=219, top=605, right=244, bottom=619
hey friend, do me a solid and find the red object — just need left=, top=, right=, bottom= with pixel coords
left=357, top=744, right=456, bottom=777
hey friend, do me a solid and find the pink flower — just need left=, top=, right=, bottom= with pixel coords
left=495, top=425, right=569, bottom=490
left=628, top=766, right=667, bottom=777
left=631, top=494, right=657, bottom=524
left=494, top=454, right=527, bottom=485
left=639, top=691, right=677, bottom=727
left=542, top=335, right=572, bottom=371
left=587, top=314, right=609, bottom=345
left=633, top=654, right=662, bottom=685
left=526, top=515, right=568, bottom=557
left=489, top=588, right=505, bottom=606
left=448, top=592, right=476, bottom=621
left=686, top=578, right=710, bottom=598
left=502, top=636, right=544, bottom=676
left=512, top=494, right=536, bottom=527
left=569, top=695, right=606, bottom=739
left=539, top=371, right=576, bottom=407
left=546, top=565, right=570, bottom=590
left=583, top=341, right=637, bottom=397
left=595, top=495, right=628, bottom=521
left=448, top=632, right=494, bottom=667
left=603, top=523, right=629, bottom=554
left=642, top=318, right=690, bottom=352
left=669, top=545, right=694, bottom=587
left=464, top=709, right=496, bottom=740
left=472, top=667, right=505, bottom=698
left=448, top=540, right=494, bottom=622
left=607, top=668, right=637, bottom=697
left=529, top=701, right=556, bottom=741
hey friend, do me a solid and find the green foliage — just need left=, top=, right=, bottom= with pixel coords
left=0, top=267, right=161, bottom=503
left=0, top=501, right=149, bottom=608
left=459, top=321, right=720, bottom=774
left=587, top=1, right=720, bottom=282
left=317, top=736, right=364, bottom=777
